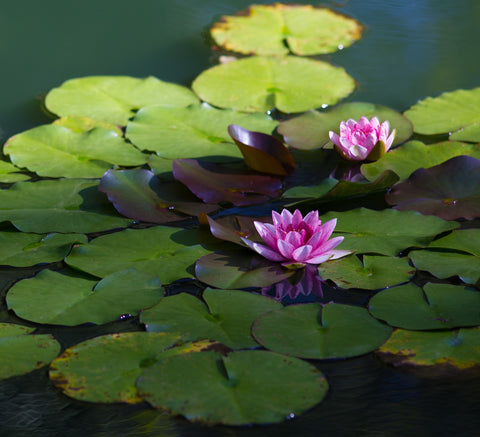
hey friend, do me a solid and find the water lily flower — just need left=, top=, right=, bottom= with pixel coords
left=241, top=209, right=349, bottom=268
left=329, top=116, right=396, bottom=161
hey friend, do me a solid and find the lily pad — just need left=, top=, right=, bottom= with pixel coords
left=369, top=282, right=480, bottom=330
left=283, top=178, right=339, bottom=199
left=65, top=225, right=211, bottom=284
left=0, top=160, right=30, bottom=183
left=126, top=103, right=277, bottom=160
left=377, top=327, right=480, bottom=373
left=403, top=87, right=480, bottom=136
left=192, top=56, right=355, bottom=113
left=0, top=231, right=86, bottom=267
left=141, top=289, right=282, bottom=349
left=318, top=254, right=414, bottom=290
left=278, top=102, right=412, bottom=150
left=211, top=4, right=362, bottom=56
left=0, top=179, right=133, bottom=233
left=53, top=115, right=123, bottom=135
left=0, top=323, right=61, bottom=381
left=137, top=350, right=328, bottom=425
left=252, top=303, right=392, bottom=359
left=45, top=75, right=198, bottom=126
left=7, top=269, right=164, bottom=326
left=386, top=155, right=480, bottom=220
left=195, top=251, right=294, bottom=289
left=449, top=121, right=480, bottom=142
left=203, top=214, right=267, bottom=246
left=4, top=125, right=148, bottom=178
left=361, top=140, right=480, bottom=181
left=427, top=229, right=480, bottom=256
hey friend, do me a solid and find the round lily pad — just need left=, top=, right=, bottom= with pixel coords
left=210, top=4, right=363, bottom=56
left=141, top=289, right=282, bottom=349
left=45, top=75, right=198, bottom=126
left=137, top=350, right=329, bottom=425
left=252, top=303, right=392, bottom=359
left=427, top=228, right=480, bottom=256
left=53, top=115, right=123, bottom=135
left=0, top=160, right=29, bottom=183
left=369, top=282, right=480, bottom=330
left=6, top=269, right=164, bottom=326
left=0, top=323, right=61, bottom=381
left=192, top=56, right=355, bottom=113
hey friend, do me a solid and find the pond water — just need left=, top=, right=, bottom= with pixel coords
left=0, top=0, right=479, bottom=435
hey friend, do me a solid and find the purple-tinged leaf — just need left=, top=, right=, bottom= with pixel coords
left=172, top=159, right=282, bottom=206
left=228, top=125, right=295, bottom=176
left=205, top=214, right=271, bottom=246
left=386, top=156, right=480, bottom=220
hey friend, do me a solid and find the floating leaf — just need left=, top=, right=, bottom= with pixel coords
left=318, top=254, right=414, bottom=290
left=172, top=159, right=282, bottom=206
left=369, top=282, right=480, bottom=330
left=283, top=178, right=339, bottom=199
left=0, top=179, right=133, bottom=233
left=203, top=214, right=266, bottom=246
left=211, top=4, right=362, bottom=56
left=0, top=323, right=61, bottom=381
left=278, top=102, right=412, bottom=150
left=318, top=208, right=457, bottom=256
left=449, top=121, right=480, bottom=142
left=386, top=155, right=480, bottom=220
left=4, top=125, right=148, bottom=178
left=428, top=229, right=480, bottom=256
left=137, top=350, right=328, bottom=425
left=192, top=56, right=355, bottom=113
left=126, top=103, right=277, bottom=160
left=195, top=251, right=294, bottom=289
left=7, top=269, right=164, bottom=326
left=45, top=76, right=198, bottom=125
left=53, top=115, right=123, bottom=135
left=252, top=303, right=392, bottom=359
left=361, top=140, right=480, bottom=181
left=0, top=160, right=30, bottom=183
left=66, top=226, right=211, bottom=284
left=228, top=124, right=294, bottom=176
left=403, top=87, right=480, bottom=136
left=141, top=289, right=282, bottom=349
left=99, top=169, right=218, bottom=223
left=377, top=327, right=480, bottom=373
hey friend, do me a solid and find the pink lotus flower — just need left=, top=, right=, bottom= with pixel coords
left=241, top=209, right=349, bottom=268
left=329, top=116, right=396, bottom=161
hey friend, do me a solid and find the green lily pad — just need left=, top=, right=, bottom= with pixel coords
left=0, top=160, right=30, bottom=183
left=126, top=103, right=277, bottom=159
left=7, top=269, right=164, bottom=326
left=45, top=75, right=198, bottom=126
left=252, top=303, right=392, bottom=359
left=403, top=87, right=480, bottom=136
left=361, top=140, right=480, bottom=181
left=137, top=350, right=328, bottom=425
left=0, top=323, right=61, bottom=381
left=0, top=179, right=133, bottom=233
left=53, top=115, right=123, bottom=135
left=0, top=231, right=86, bottom=267
left=427, top=228, right=480, bottom=256
left=65, top=226, right=211, bottom=284
left=369, top=282, right=480, bottom=330
left=318, top=208, right=458, bottom=256
left=278, top=102, right=412, bottom=150
left=283, top=178, right=339, bottom=199
left=192, top=56, right=355, bottom=113
left=4, top=125, right=148, bottom=178
left=211, top=4, right=362, bottom=56
left=318, top=254, right=414, bottom=290
left=141, top=289, right=282, bottom=349
left=449, top=121, right=480, bottom=142
left=377, top=327, right=480, bottom=373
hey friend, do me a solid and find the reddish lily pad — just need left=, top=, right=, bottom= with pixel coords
left=386, top=155, right=480, bottom=220
left=203, top=214, right=267, bottom=246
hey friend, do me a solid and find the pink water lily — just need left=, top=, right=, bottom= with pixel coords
left=329, top=116, right=396, bottom=161
left=241, top=209, right=349, bottom=268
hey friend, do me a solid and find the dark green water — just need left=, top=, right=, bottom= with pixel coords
left=0, top=0, right=479, bottom=435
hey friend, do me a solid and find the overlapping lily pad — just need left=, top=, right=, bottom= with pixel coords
left=0, top=179, right=133, bottom=233
left=0, top=160, right=30, bottom=183
left=137, top=350, right=329, bottom=425
left=192, top=56, right=355, bottom=113
left=53, top=115, right=123, bottom=135
left=141, top=289, right=282, bottom=349
left=386, top=155, right=480, bottom=220
left=369, top=282, right=480, bottom=330
left=7, top=269, right=164, bottom=325
left=65, top=226, right=211, bottom=284
left=0, top=323, right=61, bottom=380
left=252, top=303, right=392, bottom=359
left=278, top=102, right=412, bottom=150
left=4, top=125, right=148, bottom=178
left=45, top=76, right=198, bottom=125
left=211, top=4, right=362, bottom=56
left=427, top=229, right=480, bottom=256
